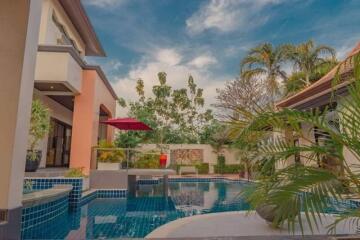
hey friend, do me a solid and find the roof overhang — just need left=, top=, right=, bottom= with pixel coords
left=59, top=0, right=106, bottom=57
left=276, top=42, right=360, bottom=110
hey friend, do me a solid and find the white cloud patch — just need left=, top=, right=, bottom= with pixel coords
left=112, top=48, right=229, bottom=117
left=83, top=0, right=126, bottom=8
left=154, top=49, right=182, bottom=66
left=188, top=53, right=217, bottom=68
left=186, top=0, right=283, bottom=35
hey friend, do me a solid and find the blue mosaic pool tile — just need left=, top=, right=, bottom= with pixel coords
left=79, top=191, right=97, bottom=206
left=21, top=195, right=69, bottom=232
left=24, top=178, right=83, bottom=207
left=137, top=179, right=159, bottom=185
left=165, top=177, right=247, bottom=183
left=97, top=189, right=127, bottom=198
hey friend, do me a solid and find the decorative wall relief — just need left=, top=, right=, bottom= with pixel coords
left=170, top=149, right=203, bottom=165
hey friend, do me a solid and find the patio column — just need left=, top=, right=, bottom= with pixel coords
left=70, top=70, right=99, bottom=174
left=0, top=0, right=42, bottom=238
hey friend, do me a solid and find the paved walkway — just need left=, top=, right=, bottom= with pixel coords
left=146, top=211, right=358, bottom=239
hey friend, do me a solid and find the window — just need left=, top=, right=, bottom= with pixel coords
left=52, top=12, right=81, bottom=54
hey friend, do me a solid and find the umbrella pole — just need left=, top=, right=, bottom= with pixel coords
left=127, top=130, right=129, bottom=170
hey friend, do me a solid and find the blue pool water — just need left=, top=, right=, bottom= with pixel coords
left=22, top=180, right=251, bottom=239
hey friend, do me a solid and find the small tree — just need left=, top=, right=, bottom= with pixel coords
left=125, top=72, right=213, bottom=145
left=28, top=99, right=50, bottom=160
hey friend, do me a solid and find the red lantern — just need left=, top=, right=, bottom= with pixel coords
left=159, top=154, right=167, bottom=168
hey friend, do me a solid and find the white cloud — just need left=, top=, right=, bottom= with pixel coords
left=83, top=0, right=126, bottom=8
left=154, top=49, right=182, bottom=66
left=188, top=53, right=217, bottom=68
left=112, top=48, right=229, bottom=117
left=186, top=0, right=283, bottom=35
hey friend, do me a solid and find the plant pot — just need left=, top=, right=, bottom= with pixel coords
left=25, top=150, right=41, bottom=172
left=159, top=154, right=167, bottom=168
left=256, top=204, right=278, bottom=224
left=97, top=162, right=121, bottom=170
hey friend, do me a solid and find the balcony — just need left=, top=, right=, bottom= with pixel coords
left=34, top=45, right=84, bottom=95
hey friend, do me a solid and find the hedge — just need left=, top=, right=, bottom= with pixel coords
left=176, top=163, right=209, bottom=174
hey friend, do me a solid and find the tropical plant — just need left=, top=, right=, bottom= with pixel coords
left=65, top=167, right=86, bottom=177
left=229, top=52, right=360, bottom=233
left=97, top=140, right=125, bottom=163
left=134, top=150, right=160, bottom=169
left=241, top=43, right=288, bottom=105
left=28, top=99, right=51, bottom=160
left=286, top=40, right=336, bottom=86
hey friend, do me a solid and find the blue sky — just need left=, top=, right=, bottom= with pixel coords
left=82, top=0, right=360, bottom=112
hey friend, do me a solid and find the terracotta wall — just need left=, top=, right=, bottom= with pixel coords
left=70, top=70, right=116, bottom=174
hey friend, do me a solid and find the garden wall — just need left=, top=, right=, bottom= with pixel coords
left=138, top=144, right=239, bottom=174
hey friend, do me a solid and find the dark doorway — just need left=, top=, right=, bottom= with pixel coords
left=46, top=118, right=72, bottom=167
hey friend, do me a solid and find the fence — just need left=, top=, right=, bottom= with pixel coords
left=92, top=147, right=163, bottom=170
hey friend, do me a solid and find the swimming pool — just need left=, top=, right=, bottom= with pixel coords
left=22, top=180, right=251, bottom=239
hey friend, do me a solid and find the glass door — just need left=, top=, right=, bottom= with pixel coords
left=46, top=118, right=72, bottom=167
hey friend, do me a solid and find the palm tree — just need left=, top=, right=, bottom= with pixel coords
left=241, top=43, right=288, bottom=106
left=229, top=52, right=360, bottom=233
left=287, top=40, right=336, bottom=86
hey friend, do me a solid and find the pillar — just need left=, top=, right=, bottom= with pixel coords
left=0, top=0, right=42, bottom=238
left=70, top=70, right=99, bottom=174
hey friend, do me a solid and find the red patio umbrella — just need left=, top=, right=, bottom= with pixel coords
left=101, top=118, right=152, bottom=169
left=102, top=117, right=152, bottom=131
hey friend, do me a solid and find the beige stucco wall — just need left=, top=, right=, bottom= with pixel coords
left=139, top=144, right=239, bottom=173
left=35, top=51, right=82, bottom=93
left=0, top=0, right=42, bottom=209
left=38, top=0, right=85, bottom=55
left=337, top=96, right=359, bottom=170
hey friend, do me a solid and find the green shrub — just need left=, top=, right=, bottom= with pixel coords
left=214, top=164, right=244, bottom=174
left=196, top=163, right=209, bottom=174
left=97, top=140, right=125, bottom=163
left=65, top=167, right=86, bottom=177
left=217, top=155, right=226, bottom=166
left=28, top=99, right=51, bottom=160
left=176, top=163, right=209, bottom=174
left=134, top=150, right=160, bottom=169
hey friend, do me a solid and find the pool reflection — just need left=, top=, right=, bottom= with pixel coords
left=22, top=181, right=251, bottom=239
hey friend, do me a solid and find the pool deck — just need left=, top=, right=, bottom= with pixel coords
left=146, top=211, right=358, bottom=239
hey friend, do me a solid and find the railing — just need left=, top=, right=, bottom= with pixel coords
left=92, top=147, right=165, bottom=170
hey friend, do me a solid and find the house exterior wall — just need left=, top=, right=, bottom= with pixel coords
left=0, top=1, right=42, bottom=237
left=337, top=96, right=359, bottom=170
left=70, top=70, right=116, bottom=174
left=35, top=51, right=83, bottom=93
left=38, top=0, right=85, bottom=55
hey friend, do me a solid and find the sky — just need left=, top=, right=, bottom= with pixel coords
left=82, top=0, right=360, bottom=116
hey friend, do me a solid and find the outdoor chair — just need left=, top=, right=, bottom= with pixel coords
left=179, top=166, right=198, bottom=176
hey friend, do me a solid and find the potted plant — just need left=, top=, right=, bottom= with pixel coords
left=26, top=99, right=50, bottom=172
left=97, top=140, right=125, bottom=170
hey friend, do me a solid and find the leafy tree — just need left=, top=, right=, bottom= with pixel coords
left=123, top=72, right=213, bottom=145
left=286, top=40, right=336, bottom=86
left=241, top=43, right=288, bottom=105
